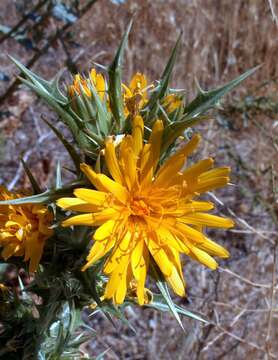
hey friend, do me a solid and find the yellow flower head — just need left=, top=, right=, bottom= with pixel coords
left=122, top=73, right=149, bottom=116
left=68, top=69, right=106, bottom=101
left=162, top=94, right=183, bottom=114
left=57, top=116, right=233, bottom=305
left=0, top=187, right=53, bottom=272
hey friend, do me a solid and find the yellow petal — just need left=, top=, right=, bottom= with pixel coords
left=94, top=220, right=115, bottom=241
left=129, top=73, right=147, bottom=93
left=122, top=82, right=132, bottom=98
left=90, top=68, right=97, bottom=82
left=57, top=197, right=102, bottom=212
left=140, top=143, right=153, bottom=188
left=95, top=174, right=129, bottom=204
left=105, top=142, right=124, bottom=184
left=89, top=69, right=106, bottom=100
left=119, top=145, right=138, bottom=191
left=182, top=213, right=234, bottom=228
left=62, top=208, right=118, bottom=227
left=157, top=134, right=201, bottom=179
left=189, top=245, right=218, bottom=270
left=131, top=238, right=144, bottom=279
left=148, top=119, right=164, bottom=172
left=148, top=237, right=173, bottom=277
left=115, top=265, right=129, bottom=304
left=154, top=223, right=188, bottom=253
left=104, top=258, right=129, bottom=302
left=153, top=154, right=185, bottom=188
left=192, top=177, right=230, bottom=193
left=62, top=213, right=93, bottom=227
left=199, top=167, right=231, bottom=181
left=163, top=201, right=214, bottom=216
left=80, top=163, right=107, bottom=192
left=162, top=94, right=183, bottom=113
left=166, top=266, right=185, bottom=297
left=198, top=238, right=229, bottom=258
left=74, top=188, right=108, bottom=207
left=82, top=237, right=115, bottom=271
left=95, top=73, right=106, bottom=100
left=175, top=222, right=206, bottom=243
left=24, top=232, right=44, bottom=272
left=182, top=158, right=214, bottom=181
left=104, top=230, right=131, bottom=274
left=132, top=115, right=144, bottom=157
left=136, top=245, right=149, bottom=305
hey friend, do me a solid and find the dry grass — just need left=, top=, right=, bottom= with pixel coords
left=0, top=0, right=278, bottom=359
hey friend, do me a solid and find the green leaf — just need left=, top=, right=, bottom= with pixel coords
left=18, top=76, right=84, bottom=145
left=183, top=65, right=261, bottom=118
left=148, top=294, right=207, bottom=323
left=146, top=33, right=181, bottom=110
left=85, top=82, right=110, bottom=136
left=38, top=300, right=94, bottom=359
left=21, top=158, right=42, bottom=194
left=98, top=302, right=136, bottom=334
left=150, top=261, right=185, bottom=331
left=0, top=181, right=85, bottom=205
left=11, top=59, right=92, bottom=151
left=9, top=56, right=67, bottom=105
left=161, top=66, right=260, bottom=152
left=108, top=20, right=133, bottom=130
left=161, top=115, right=208, bottom=153
left=80, top=270, right=103, bottom=308
left=41, top=115, right=81, bottom=174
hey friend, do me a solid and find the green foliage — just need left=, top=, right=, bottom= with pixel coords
left=108, top=20, right=133, bottom=130
left=21, top=159, right=42, bottom=194
left=143, top=33, right=182, bottom=124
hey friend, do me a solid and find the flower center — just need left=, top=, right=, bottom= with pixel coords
left=130, top=198, right=150, bottom=217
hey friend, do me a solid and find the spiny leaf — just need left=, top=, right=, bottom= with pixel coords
left=151, top=261, right=185, bottom=332
left=99, top=302, right=136, bottom=334
left=18, top=76, right=82, bottom=143
left=21, top=158, right=41, bottom=194
left=13, top=65, right=91, bottom=151
left=80, top=270, right=103, bottom=309
left=146, top=33, right=182, bottom=110
left=183, top=65, right=261, bottom=118
left=87, top=81, right=110, bottom=136
left=162, top=115, right=207, bottom=153
left=108, top=20, right=133, bottom=129
left=162, top=66, right=260, bottom=152
left=9, top=56, right=67, bottom=105
left=148, top=294, right=207, bottom=323
left=0, top=181, right=85, bottom=205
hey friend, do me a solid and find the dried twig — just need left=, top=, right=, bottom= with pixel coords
left=0, top=0, right=97, bottom=105
left=267, top=0, right=278, bottom=26
left=218, top=267, right=273, bottom=289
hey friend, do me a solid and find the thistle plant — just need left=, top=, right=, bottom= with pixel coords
left=0, top=22, right=258, bottom=359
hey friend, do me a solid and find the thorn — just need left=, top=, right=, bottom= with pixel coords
left=194, top=77, right=206, bottom=95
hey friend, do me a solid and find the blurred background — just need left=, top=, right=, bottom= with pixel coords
left=0, top=0, right=277, bottom=358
